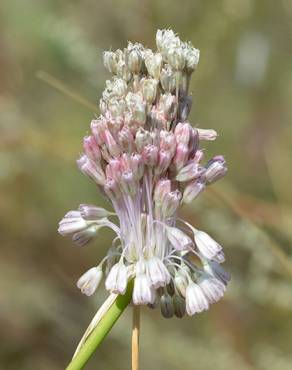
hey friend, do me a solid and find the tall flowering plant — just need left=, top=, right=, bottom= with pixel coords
left=59, top=29, right=229, bottom=320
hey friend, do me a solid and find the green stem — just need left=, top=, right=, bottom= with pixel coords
left=66, top=281, right=134, bottom=370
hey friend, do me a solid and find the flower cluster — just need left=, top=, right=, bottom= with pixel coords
left=58, top=29, right=229, bottom=318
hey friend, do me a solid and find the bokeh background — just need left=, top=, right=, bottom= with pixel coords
left=1, top=0, right=292, bottom=369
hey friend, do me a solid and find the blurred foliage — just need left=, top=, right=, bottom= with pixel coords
left=0, top=0, right=292, bottom=369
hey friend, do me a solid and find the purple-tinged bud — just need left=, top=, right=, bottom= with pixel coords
left=83, top=136, right=101, bottom=162
left=160, top=64, right=176, bottom=93
left=142, top=78, right=158, bottom=104
left=198, top=275, right=226, bottom=304
left=188, top=128, right=199, bottom=157
left=145, top=52, right=163, bottom=79
left=183, top=180, right=206, bottom=203
left=160, top=293, right=174, bottom=318
left=161, top=190, right=182, bottom=218
left=103, top=51, right=118, bottom=74
left=155, top=149, right=172, bottom=175
left=166, top=226, right=193, bottom=251
left=118, top=126, right=134, bottom=153
left=77, top=266, right=103, bottom=296
left=90, top=119, right=107, bottom=145
left=173, top=295, right=186, bottom=318
left=185, top=282, right=209, bottom=316
left=105, top=159, right=121, bottom=180
left=154, top=179, right=171, bottom=203
left=120, top=170, right=136, bottom=196
left=178, top=95, right=192, bottom=121
left=193, top=149, right=204, bottom=163
left=104, top=130, right=121, bottom=157
left=159, top=93, right=178, bottom=121
left=104, top=178, right=122, bottom=200
left=176, top=160, right=205, bottom=182
left=77, top=155, right=105, bottom=185
left=79, top=204, right=113, bottom=220
left=173, top=143, right=189, bottom=170
left=105, top=262, right=128, bottom=294
left=174, top=122, right=192, bottom=145
left=130, top=153, right=144, bottom=180
left=160, top=130, right=176, bottom=154
left=197, top=128, right=218, bottom=141
left=205, top=156, right=227, bottom=184
left=142, top=144, right=159, bottom=167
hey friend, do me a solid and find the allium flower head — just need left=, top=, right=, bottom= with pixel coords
left=58, top=30, right=230, bottom=317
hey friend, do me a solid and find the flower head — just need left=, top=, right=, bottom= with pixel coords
left=58, top=29, right=229, bottom=317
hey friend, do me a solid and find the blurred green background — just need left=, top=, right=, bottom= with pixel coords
left=1, top=0, right=292, bottom=369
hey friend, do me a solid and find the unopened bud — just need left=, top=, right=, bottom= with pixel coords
left=103, top=51, right=118, bottom=74
left=160, top=293, right=174, bottom=318
left=142, top=144, right=159, bottom=166
left=160, top=64, right=176, bottom=93
left=145, top=52, right=163, bottom=79
left=77, top=155, right=105, bottom=185
left=83, top=136, right=101, bottom=162
left=159, top=93, right=178, bottom=121
left=126, top=47, right=143, bottom=74
left=167, top=47, right=185, bottom=70
left=173, top=295, right=186, bottom=318
left=142, top=78, right=158, bottom=104
left=176, top=160, right=205, bottom=182
left=205, top=156, right=227, bottom=184
left=183, top=180, right=205, bottom=203
left=185, top=47, right=200, bottom=74
left=197, top=128, right=218, bottom=141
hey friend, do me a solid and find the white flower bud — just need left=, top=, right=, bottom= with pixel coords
left=184, top=47, right=200, bottom=73
left=167, top=47, right=185, bottom=70
left=197, top=128, right=218, bottom=141
left=77, top=267, right=103, bottom=296
left=142, top=78, right=158, bottom=104
left=198, top=275, right=226, bottom=304
left=194, top=230, right=224, bottom=261
left=185, top=282, right=209, bottom=316
left=133, top=274, right=155, bottom=305
left=160, top=65, right=176, bottom=93
left=166, top=226, right=193, bottom=251
left=145, top=52, right=163, bottom=79
left=103, top=51, right=118, bottom=74
left=105, top=262, right=128, bottom=294
left=147, top=257, right=171, bottom=288
left=126, top=47, right=143, bottom=74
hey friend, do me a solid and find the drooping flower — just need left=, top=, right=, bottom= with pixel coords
left=58, top=29, right=230, bottom=317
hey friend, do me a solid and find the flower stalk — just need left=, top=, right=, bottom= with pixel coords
left=132, top=305, right=140, bottom=370
left=66, top=281, right=133, bottom=370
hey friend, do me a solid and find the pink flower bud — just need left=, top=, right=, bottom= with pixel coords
left=118, top=126, right=134, bottom=153
left=79, top=204, right=113, bottom=220
left=77, top=155, right=105, bottom=185
left=173, top=143, right=189, bottom=170
left=104, top=178, right=121, bottom=200
left=155, top=149, right=172, bottom=175
left=154, top=179, right=171, bottom=203
left=174, top=122, right=192, bottom=145
left=183, top=180, right=205, bottom=203
left=83, top=136, right=101, bottom=162
left=142, top=144, right=159, bottom=167
left=120, top=170, right=136, bottom=196
left=104, top=130, right=121, bottom=158
left=176, top=160, right=205, bottom=182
